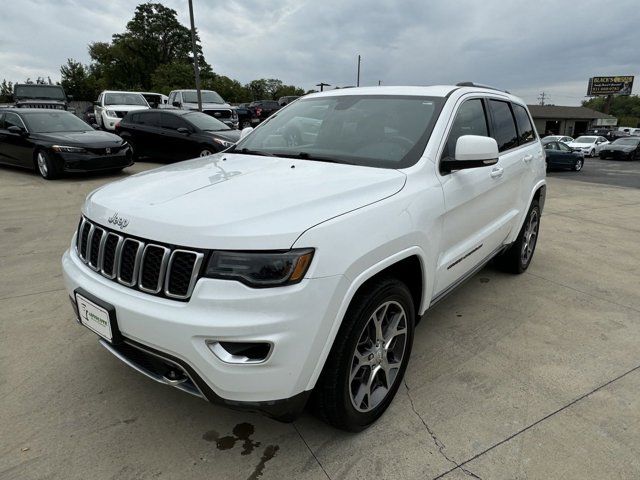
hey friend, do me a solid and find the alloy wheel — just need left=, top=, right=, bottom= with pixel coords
left=575, top=159, right=583, bottom=171
left=521, top=209, right=539, bottom=264
left=37, top=152, right=48, bottom=177
left=349, top=300, right=407, bottom=412
left=199, top=149, right=213, bottom=157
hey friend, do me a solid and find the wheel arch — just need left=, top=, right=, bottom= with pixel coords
left=305, top=248, right=430, bottom=391
left=506, top=181, right=546, bottom=244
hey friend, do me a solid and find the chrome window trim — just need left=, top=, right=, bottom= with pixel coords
left=164, top=250, right=204, bottom=300
left=138, top=244, right=171, bottom=294
left=117, top=238, right=144, bottom=287
left=100, top=232, right=124, bottom=279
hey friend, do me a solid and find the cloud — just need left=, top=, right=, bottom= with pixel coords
left=0, top=0, right=638, bottom=105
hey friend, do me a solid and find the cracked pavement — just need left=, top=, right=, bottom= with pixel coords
left=1, top=159, right=640, bottom=479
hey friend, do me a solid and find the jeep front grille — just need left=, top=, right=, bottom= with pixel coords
left=75, top=217, right=204, bottom=300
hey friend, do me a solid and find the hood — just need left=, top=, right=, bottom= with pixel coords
left=106, top=105, right=149, bottom=112
left=567, top=142, right=593, bottom=148
left=602, top=144, right=636, bottom=151
left=84, top=154, right=406, bottom=249
left=205, top=129, right=241, bottom=143
left=183, top=102, right=232, bottom=110
left=35, top=130, right=124, bottom=148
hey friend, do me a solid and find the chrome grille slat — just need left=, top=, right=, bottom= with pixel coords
left=74, top=217, right=201, bottom=301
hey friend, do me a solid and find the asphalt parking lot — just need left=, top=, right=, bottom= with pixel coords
left=1, top=158, right=640, bottom=480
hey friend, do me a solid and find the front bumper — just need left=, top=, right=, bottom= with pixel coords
left=599, top=149, right=633, bottom=160
left=58, top=149, right=133, bottom=173
left=61, top=247, right=344, bottom=416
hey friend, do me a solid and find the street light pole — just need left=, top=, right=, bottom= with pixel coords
left=316, top=82, right=331, bottom=92
left=356, top=54, right=361, bottom=87
left=188, top=0, right=202, bottom=112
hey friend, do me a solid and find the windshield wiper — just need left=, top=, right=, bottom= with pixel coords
left=232, top=147, right=276, bottom=157
left=279, top=152, right=351, bottom=164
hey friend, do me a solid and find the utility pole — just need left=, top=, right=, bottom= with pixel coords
left=356, top=55, right=361, bottom=87
left=603, top=94, right=613, bottom=114
left=316, top=82, right=330, bottom=92
left=538, top=92, right=547, bottom=106
left=378, top=80, right=382, bottom=86
left=188, top=0, right=202, bottom=112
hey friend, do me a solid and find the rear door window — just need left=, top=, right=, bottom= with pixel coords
left=161, top=113, right=188, bottom=131
left=488, top=100, right=518, bottom=152
left=512, top=103, right=535, bottom=145
left=137, top=111, right=160, bottom=126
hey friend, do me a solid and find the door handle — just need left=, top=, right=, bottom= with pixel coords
left=490, top=167, right=504, bottom=178
left=523, top=154, right=533, bottom=162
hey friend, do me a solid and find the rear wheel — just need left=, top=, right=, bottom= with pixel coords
left=313, top=278, right=415, bottom=431
left=35, top=150, right=61, bottom=180
left=496, top=200, right=540, bottom=274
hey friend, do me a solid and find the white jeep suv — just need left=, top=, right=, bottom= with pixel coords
left=62, top=84, right=546, bottom=431
left=94, top=91, right=150, bottom=131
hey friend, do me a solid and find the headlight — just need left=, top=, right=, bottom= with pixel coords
left=204, top=249, right=314, bottom=287
left=105, top=109, right=117, bottom=117
left=212, top=137, right=234, bottom=148
left=231, top=110, right=238, bottom=119
left=52, top=145, right=86, bottom=153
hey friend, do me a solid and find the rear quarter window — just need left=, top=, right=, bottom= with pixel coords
left=512, top=104, right=535, bottom=144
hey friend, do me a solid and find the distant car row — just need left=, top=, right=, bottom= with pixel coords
left=543, top=134, right=639, bottom=171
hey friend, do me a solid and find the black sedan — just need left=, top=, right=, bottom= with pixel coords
left=598, top=137, right=640, bottom=161
left=544, top=140, right=584, bottom=171
left=0, top=108, right=133, bottom=179
left=115, top=109, right=241, bottom=161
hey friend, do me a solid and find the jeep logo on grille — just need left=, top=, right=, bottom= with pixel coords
left=107, top=212, right=129, bottom=229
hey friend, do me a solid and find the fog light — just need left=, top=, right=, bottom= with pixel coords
left=207, top=341, right=272, bottom=364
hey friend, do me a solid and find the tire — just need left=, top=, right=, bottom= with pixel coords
left=312, top=277, right=415, bottom=431
left=34, top=150, right=61, bottom=180
left=124, top=138, right=138, bottom=161
left=574, top=159, right=583, bottom=171
left=199, top=148, right=214, bottom=157
left=496, top=200, right=540, bottom=274
left=589, top=149, right=595, bottom=157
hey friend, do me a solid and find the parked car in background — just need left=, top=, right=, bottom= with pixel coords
left=140, top=92, right=168, bottom=109
left=82, top=105, right=96, bottom=125
left=0, top=108, right=132, bottom=179
left=5, top=84, right=72, bottom=111
left=168, top=89, right=238, bottom=129
left=94, top=91, right=150, bottom=131
left=249, top=100, right=281, bottom=123
left=235, top=103, right=258, bottom=129
left=278, top=95, right=300, bottom=106
left=598, top=137, right=640, bottom=160
left=115, top=109, right=240, bottom=160
left=566, top=135, right=608, bottom=157
left=541, top=135, right=573, bottom=144
left=544, top=140, right=584, bottom=171
left=63, top=84, right=546, bottom=431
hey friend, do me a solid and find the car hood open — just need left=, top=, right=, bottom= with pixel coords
left=84, top=153, right=406, bottom=249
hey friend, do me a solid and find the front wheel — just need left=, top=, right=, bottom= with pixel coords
left=35, top=150, right=61, bottom=180
left=199, top=148, right=214, bottom=157
left=574, top=158, right=583, bottom=171
left=313, top=278, right=415, bottom=431
left=496, top=200, right=540, bottom=274
left=589, top=149, right=595, bottom=157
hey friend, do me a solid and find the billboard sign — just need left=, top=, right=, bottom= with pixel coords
left=587, top=76, right=634, bottom=96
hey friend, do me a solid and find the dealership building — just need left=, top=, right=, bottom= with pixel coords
left=527, top=105, right=617, bottom=137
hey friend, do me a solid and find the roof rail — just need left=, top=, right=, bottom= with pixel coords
left=456, top=82, right=510, bottom=94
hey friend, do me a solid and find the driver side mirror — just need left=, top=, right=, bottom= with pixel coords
left=172, top=101, right=181, bottom=108
left=440, top=135, right=499, bottom=173
left=7, top=125, right=27, bottom=136
left=240, top=127, right=254, bottom=140
left=176, top=127, right=191, bottom=135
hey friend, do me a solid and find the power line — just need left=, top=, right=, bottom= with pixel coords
left=537, top=92, right=549, bottom=106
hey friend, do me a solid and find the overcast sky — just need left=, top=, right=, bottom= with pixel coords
left=1, top=0, right=638, bottom=105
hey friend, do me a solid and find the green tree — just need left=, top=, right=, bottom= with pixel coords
left=202, top=74, right=251, bottom=103
left=88, top=2, right=209, bottom=91
left=583, top=95, right=640, bottom=128
left=150, top=61, right=195, bottom=94
left=60, top=59, right=100, bottom=101
left=0, top=79, right=13, bottom=103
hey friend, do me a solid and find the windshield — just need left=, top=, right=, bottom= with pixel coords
left=22, top=111, right=92, bottom=133
left=574, top=136, right=596, bottom=144
left=184, top=112, right=230, bottom=131
left=105, top=93, right=148, bottom=106
left=234, top=95, right=444, bottom=168
left=15, top=85, right=65, bottom=101
left=183, top=91, right=225, bottom=104
left=612, top=138, right=640, bottom=145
